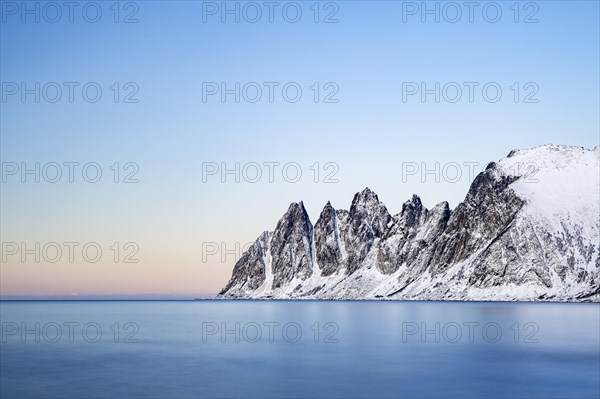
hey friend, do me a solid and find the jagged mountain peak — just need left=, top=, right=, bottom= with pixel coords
left=287, top=200, right=306, bottom=210
left=281, top=201, right=310, bottom=221
left=269, top=201, right=315, bottom=289
left=350, top=187, right=380, bottom=208
left=321, top=201, right=337, bottom=216
left=317, top=201, right=337, bottom=225
left=359, top=186, right=375, bottom=195
left=401, top=194, right=423, bottom=211
left=350, top=187, right=388, bottom=213
left=395, top=194, right=427, bottom=230
left=348, top=188, right=391, bottom=234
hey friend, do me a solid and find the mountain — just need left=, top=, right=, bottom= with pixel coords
left=218, top=145, right=600, bottom=301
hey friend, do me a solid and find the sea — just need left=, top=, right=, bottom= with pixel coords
left=1, top=300, right=598, bottom=398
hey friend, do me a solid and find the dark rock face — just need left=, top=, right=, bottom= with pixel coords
left=343, top=188, right=392, bottom=275
left=218, top=231, right=270, bottom=294
left=269, top=202, right=314, bottom=288
left=314, top=202, right=344, bottom=277
left=468, top=220, right=552, bottom=289
left=218, top=146, right=599, bottom=301
left=376, top=194, right=437, bottom=275
left=428, top=167, right=525, bottom=277
left=399, top=194, right=428, bottom=231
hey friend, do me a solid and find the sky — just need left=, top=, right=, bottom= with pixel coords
left=1, top=0, right=599, bottom=297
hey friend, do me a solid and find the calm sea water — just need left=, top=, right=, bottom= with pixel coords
left=0, top=300, right=598, bottom=399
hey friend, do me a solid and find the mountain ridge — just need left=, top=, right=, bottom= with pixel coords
left=218, top=144, right=600, bottom=302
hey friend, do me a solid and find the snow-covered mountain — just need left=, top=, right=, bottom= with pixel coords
left=218, top=145, right=600, bottom=301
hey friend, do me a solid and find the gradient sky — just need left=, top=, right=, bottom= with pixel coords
left=1, top=0, right=599, bottom=297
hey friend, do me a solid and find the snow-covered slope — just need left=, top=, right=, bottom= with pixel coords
left=218, top=145, right=600, bottom=302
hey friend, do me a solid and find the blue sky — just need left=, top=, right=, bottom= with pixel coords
left=1, top=1, right=599, bottom=296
